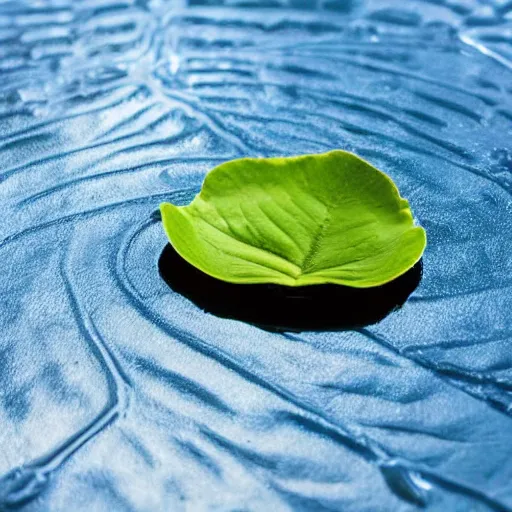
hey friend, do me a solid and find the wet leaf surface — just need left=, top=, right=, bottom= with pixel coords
left=160, top=151, right=426, bottom=287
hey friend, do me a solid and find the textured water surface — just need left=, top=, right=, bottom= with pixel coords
left=0, top=0, right=511, bottom=510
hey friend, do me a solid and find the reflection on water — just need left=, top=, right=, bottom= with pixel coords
left=159, top=244, right=423, bottom=331
left=0, top=0, right=512, bottom=510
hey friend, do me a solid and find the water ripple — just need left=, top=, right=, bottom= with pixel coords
left=0, top=0, right=511, bottom=510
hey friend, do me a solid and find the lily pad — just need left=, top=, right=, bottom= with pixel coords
left=160, top=150, right=426, bottom=288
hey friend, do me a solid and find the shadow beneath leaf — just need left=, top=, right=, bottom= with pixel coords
left=158, top=244, right=422, bottom=332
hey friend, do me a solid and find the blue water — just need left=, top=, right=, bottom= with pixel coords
left=0, top=0, right=511, bottom=510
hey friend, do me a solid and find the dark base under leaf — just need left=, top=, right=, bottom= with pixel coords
left=158, top=244, right=422, bottom=332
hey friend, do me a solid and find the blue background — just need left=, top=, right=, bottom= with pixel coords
left=0, top=0, right=511, bottom=510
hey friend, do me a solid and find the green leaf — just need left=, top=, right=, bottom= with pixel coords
left=160, top=150, right=426, bottom=288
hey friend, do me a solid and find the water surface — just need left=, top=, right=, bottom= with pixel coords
left=0, top=0, right=512, bottom=510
